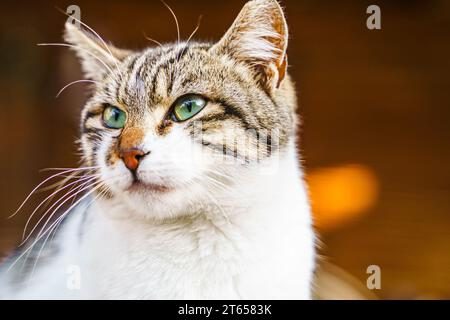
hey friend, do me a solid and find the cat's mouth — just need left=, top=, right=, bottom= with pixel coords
left=126, top=180, right=171, bottom=194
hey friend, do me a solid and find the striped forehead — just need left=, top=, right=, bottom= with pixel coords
left=116, top=48, right=171, bottom=108
left=114, top=43, right=211, bottom=110
left=116, top=43, right=214, bottom=105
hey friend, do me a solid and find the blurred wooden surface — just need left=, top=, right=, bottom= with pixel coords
left=1, top=0, right=449, bottom=298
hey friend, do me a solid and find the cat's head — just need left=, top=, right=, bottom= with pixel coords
left=65, top=0, right=298, bottom=219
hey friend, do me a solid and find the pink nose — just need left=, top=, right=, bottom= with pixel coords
left=119, top=148, right=148, bottom=171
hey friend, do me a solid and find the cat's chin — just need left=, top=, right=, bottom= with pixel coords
left=126, top=180, right=172, bottom=194
left=103, top=178, right=207, bottom=220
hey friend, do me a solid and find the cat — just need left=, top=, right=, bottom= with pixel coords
left=0, top=0, right=315, bottom=299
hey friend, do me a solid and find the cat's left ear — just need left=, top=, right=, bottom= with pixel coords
left=211, top=0, right=288, bottom=91
left=64, top=22, right=133, bottom=81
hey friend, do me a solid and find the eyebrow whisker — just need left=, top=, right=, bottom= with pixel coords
left=142, top=30, right=164, bottom=48
left=56, top=79, right=100, bottom=98
left=161, top=0, right=181, bottom=45
left=177, top=15, right=202, bottom=61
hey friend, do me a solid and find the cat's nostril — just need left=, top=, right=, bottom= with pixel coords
left=119, top=148, right=149, bottom=171
left=134, top=153, right=146, bottom=160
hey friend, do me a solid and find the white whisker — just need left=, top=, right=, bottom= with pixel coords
left=37, top=43, right=119, bottom=82
left=34, top=180, right=104, bottom=242
left=39, top=173, right=97, bottom=191
left=29, top=184, right=109, bottom=281
left=21, top=175, right=100, bottom=242
left=39, top=166, right=100, bottom=172
left=56, top=79, right=100, bottom=98
left=9, top=167, right=99, bottom=219
left=49, top=186, right=109, bottom=245
left=7, top=182, right=104, bottom=273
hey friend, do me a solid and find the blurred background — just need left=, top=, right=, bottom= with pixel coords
left=1, top=0, right=449, bottom=299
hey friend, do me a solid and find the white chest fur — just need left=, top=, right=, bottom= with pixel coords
left=3, top=151, right=315, bottom=299
left=78, top=154, right=315, bottom=299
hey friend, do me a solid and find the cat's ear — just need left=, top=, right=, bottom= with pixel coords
left=64, top=22, right=133, bottom=81
left=211, top=0, right=288, bottom=91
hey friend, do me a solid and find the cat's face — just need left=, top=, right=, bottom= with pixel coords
left=66, top=0, right=297, bottom=219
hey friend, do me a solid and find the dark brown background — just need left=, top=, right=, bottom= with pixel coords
left=1, top=0, right=449, bottom=299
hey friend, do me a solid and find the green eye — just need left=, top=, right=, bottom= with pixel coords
left=103, top=105, right=127, bottom=129
left=171, top=95, right=206, bottom=122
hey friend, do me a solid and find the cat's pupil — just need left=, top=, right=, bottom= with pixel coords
left=186, top=101, right=193, bottom=113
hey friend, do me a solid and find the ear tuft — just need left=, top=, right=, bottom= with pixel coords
left=211, top=0, right=288, bottom=90
left=64, top=22, right=132, bottom=81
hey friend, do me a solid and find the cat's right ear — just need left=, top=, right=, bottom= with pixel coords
left=210, top=0, right=288, bottom=92
left=64, top=22, right=132, bottom=81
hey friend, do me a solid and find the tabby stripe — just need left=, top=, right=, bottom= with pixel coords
left=125, top=54, right=148, bottom=97
left=213, top=98, right=254, bottom=131
left=150, top=56, right=176, bottom=96
left=82, top=110, right=101, bottom=130
left=81, top=127, right=103, bottom=134
left=176, top=44, right=190, bottom=61
left=201, top=141, right=249, bottom=164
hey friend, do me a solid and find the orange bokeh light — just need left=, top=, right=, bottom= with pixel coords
left=306, top=164, right=379, bottom=231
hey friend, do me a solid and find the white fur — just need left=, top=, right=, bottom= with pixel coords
left=1, top=143, right=315, bottom=299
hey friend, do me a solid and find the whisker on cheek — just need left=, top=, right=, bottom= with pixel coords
left=21, top=174, right=101, bottom=242
left=9, top=182, right=107, bottom=275
left=21, top=177, right=101, bottom=245
left=15, top=173, right=127, bottom=272
left=9, top=166, right=101, bottom=219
